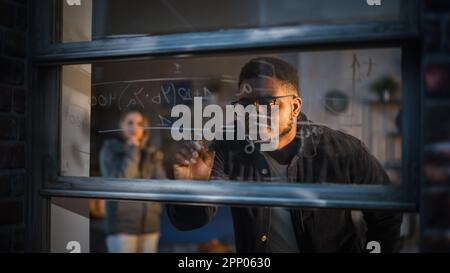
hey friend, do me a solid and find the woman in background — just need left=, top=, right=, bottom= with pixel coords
left=100, top=109, right=166, bottom=253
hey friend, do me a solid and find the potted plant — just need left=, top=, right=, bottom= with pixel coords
left=369, top=75, right=400, bottom=103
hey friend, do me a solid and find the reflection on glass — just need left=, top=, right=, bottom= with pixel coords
left=60, top=0, right=402, bottom=43
left=89, top=203, right=236, bottom=253
left=61, top=49, right=404, bottom=253
left=61, top=48, right=402, bottom=185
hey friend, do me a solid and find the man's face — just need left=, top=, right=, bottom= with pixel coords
left=237, top=77, right=302, bottom=149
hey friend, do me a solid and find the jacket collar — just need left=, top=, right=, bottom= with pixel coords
left=296, top=112, right=321, bottom=158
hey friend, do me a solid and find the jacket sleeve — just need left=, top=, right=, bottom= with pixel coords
left=166, top=146, right=228, bottom=231
left=167, top=205, right=218, bottom=231
left=353, top=141, right=403, bottom=253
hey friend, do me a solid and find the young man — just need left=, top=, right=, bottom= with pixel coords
left=168, top=57, right=402, bottom=253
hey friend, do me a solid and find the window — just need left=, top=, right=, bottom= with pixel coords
left=33, top=0, right=420, bottom=217
left=61, top=48, right=404, bottom=186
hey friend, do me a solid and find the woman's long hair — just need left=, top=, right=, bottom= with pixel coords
left=118, top=109, right=150, bottom=149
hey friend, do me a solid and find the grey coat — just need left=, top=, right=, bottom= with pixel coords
left=100, top=138, right=166, bottom=235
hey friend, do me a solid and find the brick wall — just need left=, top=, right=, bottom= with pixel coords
left=0, top=0, right=29, bottom=252
left=421, top=0, right=450, bottom=252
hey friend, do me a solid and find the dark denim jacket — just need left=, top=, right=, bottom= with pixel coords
left=100, top=138, right=166, bottom=235
left=167, top=113, right=402, bottom=253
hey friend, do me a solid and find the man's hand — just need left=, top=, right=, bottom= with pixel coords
left=173, top=141, right=215, bottom=180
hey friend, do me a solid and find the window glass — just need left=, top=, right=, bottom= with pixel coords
left=60, top=0, right=402, bottom=43
left=60, top=48, right=403, bottom=187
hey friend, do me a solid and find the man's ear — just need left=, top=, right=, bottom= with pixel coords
left=292, top=96, right=302, bottom=118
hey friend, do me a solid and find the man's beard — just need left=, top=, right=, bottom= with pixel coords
left=279, top=113, right=294, bottom=138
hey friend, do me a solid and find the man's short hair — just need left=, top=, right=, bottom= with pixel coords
left=238, top=57, right=300, bottom=96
